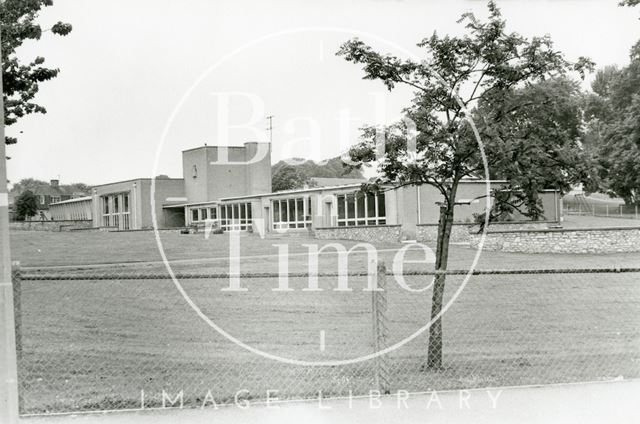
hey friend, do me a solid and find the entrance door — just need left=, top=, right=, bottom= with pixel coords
left=264, top=206, right=270, bottom=234
left=324, top=201, right=333, bottom=227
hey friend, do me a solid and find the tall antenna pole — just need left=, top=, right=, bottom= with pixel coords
left=266, top=115, right=274, bottom=144
left=0, top=21, right=20, bottom=424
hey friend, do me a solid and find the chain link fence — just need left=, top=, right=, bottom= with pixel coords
left=11, top=263, right=640, bottom=415
left=564, top=203, right=640, bottom=220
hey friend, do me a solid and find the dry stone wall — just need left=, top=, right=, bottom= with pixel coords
left=315, top=225, right=402, bottom=244
left=469, top=226, right=640, bottom=254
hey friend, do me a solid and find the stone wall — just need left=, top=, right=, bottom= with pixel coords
left=469, top=226, right=640, bottom=254
left=9, top=220, right=93, bottom=232
left=417, top=221, right=555, bottom=243
left=314, top=225, right=402, bottom=244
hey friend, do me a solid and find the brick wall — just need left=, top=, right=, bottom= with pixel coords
left=469, top=226, right=640, bottom=254
left=314, top=225, right=402, bottom=243
left=9, top=220, right=93, bottom=232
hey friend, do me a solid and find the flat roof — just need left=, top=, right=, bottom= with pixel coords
left=220, top=183, right=365, bottom=201
left=182, top=142, right=270, bottom=154
left=50, top=196, right=92, bottom=206
left=163, top=200, right=219, bottom=208
left=218, top=178, right=524, bottom=202
left=167, top=179, right=560, bottom=208
left=93, top=177, right=183, bottom=188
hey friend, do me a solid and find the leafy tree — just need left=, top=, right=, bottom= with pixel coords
left=599, top=95, right=640, bottom=204
left=583, top=43, right=640, bottom=204
left=619, top=0, right=639, bottom=7
left=15, top=189, right=38, bottom=220
left=338, top=1, right=593, bottom=369
left=9, top=177, right=50, bottom=194
left=272, top=165, right=309, bottom=192
left=271, top=155, right=364, bottom=191
left=1, top=0, right=72, bottom=145
left=9, top=178, right=92, bottom=199
left=272, top=156, right=364, bottom=180
left=474, top=77, right=597, bottom=222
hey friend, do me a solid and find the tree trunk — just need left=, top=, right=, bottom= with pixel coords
left=426, top=201, right=455, bottom=370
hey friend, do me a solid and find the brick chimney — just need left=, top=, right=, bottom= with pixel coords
left=50, top=179, right=59, bottom=187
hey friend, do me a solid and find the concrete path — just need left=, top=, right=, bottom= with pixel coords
left=20, top=380, right=640, bottom=424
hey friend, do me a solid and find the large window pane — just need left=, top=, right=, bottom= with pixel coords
left=337, top=195, right=345, bottom=220
left=288, top=199, right=296, bottom=221
left=378, top=194, right=386, bottom=217
left=273, top=201, right=280, bottom=222
left=367, top=194, right=376, bottom=219
left=356, top=194, right=365, bottom=218
left=191, top=209, right=198, bottom=222
left=346, top=195, right=355, bottom=219
left=282, top=200, right=288, bottom=221
left=296, top=199, right=304, bottom=221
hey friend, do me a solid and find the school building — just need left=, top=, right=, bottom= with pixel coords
left=50, top=141, right=562, bottom=237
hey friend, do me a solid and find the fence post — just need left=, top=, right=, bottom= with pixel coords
left=606, top=204, right=609, bottom=217
left=372, top=261, right=390, bottom=394
left=11, top=263, right=20, bottom=358
left=10, top=262, right=22, bottom=414
left=636, top=205, right=638, bottom=220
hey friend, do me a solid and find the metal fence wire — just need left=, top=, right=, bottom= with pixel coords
left=11, top=263, right=640, bottom=415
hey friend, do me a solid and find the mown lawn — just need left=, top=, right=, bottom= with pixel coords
left=10, top=229, right=640, bottom=272
left=9, top=230, right=640, bottom=414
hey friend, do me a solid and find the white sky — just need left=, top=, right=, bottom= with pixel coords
left=5, top=0, right=639, bottom=186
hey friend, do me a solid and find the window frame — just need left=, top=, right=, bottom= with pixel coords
left=271, top=196, right=312, bottom=230
left=336, top=192, right=386, bottom=227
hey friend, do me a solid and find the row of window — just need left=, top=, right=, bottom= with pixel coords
left=272, top=197, right=312, bottom=229
left=38, top=195, right=62, bottom=205
left=187, top=192, right=387, bottom=231
left=101, top=193, right=131, bottom=230
left=219, top=203, right=252, bottom=231
left=191, top=207, right=217, bottom=223
left=336, top=193, right=386, bottom=226
left=190, top=203, right=252, bottom=231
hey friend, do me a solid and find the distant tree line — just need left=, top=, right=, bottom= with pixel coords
left=9, top=178, right=91, bottom=196
left=271, top=156, right=364, bottom=192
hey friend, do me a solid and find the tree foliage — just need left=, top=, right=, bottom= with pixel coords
left=583, top=44, right=640, bottom=205
left=15, top=189, right=38, bottom=220
left=9, top=178, right=91, bottom=195
left=1, top=0, right=72, bottom=145
left=475, top=77, right=597, bottom=221
left=619, top=0, right=639, bottom=7
left=271, top=156, right=364, bottom=191
left=338, top=0, right=593, bottom=369
left=271, top=165, right=309, bottom=192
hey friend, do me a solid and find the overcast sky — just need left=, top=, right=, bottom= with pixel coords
left=5, top=0, right=639, bottom=187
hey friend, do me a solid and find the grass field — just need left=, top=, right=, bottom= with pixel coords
left=9, top=230, right=640, bottom=414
